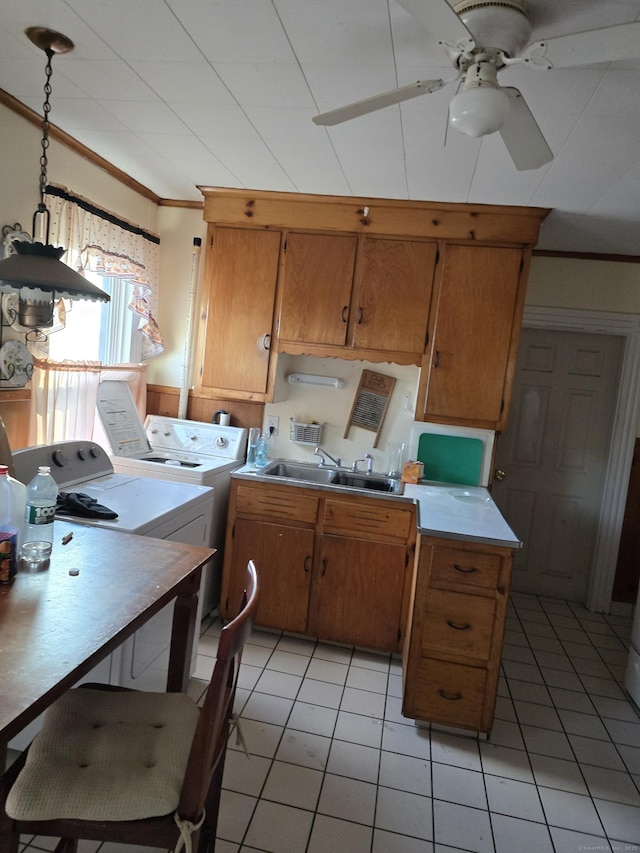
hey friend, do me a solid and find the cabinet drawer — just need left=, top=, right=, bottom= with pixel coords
left=422, top=589, right=495, bottom=662
left=235, top=484, right=319, bottom=524
left=323, top=498, right=413, bottom=541
left=405, top=658, right=487, bottom=731
left=430, top=546, right=502, bottom=592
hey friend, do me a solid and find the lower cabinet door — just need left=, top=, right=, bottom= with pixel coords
left=308, top=534, right=407, bottom=652
left=404, top=658, right=487, bottom=731
left=226, top=517, right=314, bottom=633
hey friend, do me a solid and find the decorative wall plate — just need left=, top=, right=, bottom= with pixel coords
left=0, top=340, right=33, bottom=387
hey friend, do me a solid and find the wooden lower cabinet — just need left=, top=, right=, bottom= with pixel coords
left=403, top=536, right=513, bottom=734
left=220, top=479, right=416, bottom=653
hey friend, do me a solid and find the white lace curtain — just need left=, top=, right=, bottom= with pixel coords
left=28, top=360, right=147, bottom=446
left=45, top=184, right=164, bottom=359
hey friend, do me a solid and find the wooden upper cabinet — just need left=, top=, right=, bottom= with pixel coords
left=196, top=225, right=281, bottom=400
left=418, top=244, right=527, bottom=430
left=277, top=232, right=357, bottom=347
left=351, top=238, right=437, bottom=353
left=277, top=232, right=437, bottom=359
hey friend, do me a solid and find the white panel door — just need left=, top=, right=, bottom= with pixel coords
left=492, top=328, right=622, bottom=601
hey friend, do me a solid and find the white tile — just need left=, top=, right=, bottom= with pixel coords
left=379, top=750, right=431, bottom=796
left=261, top=760, right=323, bottom=810
left=230, top=718, right=283, bottom=759
left=222, top=748, right=271, bottom=796
left=557, top=708, right=610, bottom=739
left=375, top=787, right=433, bottom=841
left=433, top=800, right=493, bottom=853
left=385, top=694, right=413, bottom=726
left=534, top=650, right=574, bottom=672
left=491, top=813, right=554, bottom=853
left=240, top=643, right=273, bottom=668
left=275, top=728, right=331, bottom=770
left=541, top=668, right=584, bottom=691
left=430, top=731, right=482, bottom=771
left=501, top=660, right=545, bottom=684
left=306, top=658, right=349, bottom=685
left=529, top=753, right=588, bottom=795
left=236, top=663, right=263, bottom=691
left=318, top=773, right=377, bottom=824
left=275, top=634, right=316, bottom=656
left=432, top=763, right=487, bottom=810
left=502, top=644, right=537, bottom=665
left=568, top=734, right=627, bottom=771
left=346, top=666, right=389, bottom=694
left=382, top=720, right=430, bottom=759
left=494, top=695, right=517, bottom=722
left=487, top=719, right=526, bottom=751
left=244, top=800, right=314, bottom=853
left=247, top=629, right=280, bottom=650
left=602, top=717, right=640, bottom=747
left=387, top=672, right=403, bottom=699
left=287, top=700, right=338, bottom=737
left=326, top=739, right=380, bottom=783
left=547, top=686, right=595, bottom=713
left=351, top=649, right=390, bottom=672
left=484, top=776, right=545, bottom=822
left=507, top=679, right=553, bottom=706
left=216, top=789, right=256, bottom=844
left=335, top=710, right=384, bottom=749
left=372, top=829, right=433, bottom=853
left=520, top=725, right=573, bottom=760
left=308, top=814, right=373, bottom=853
left=254, top=668, right=303, bottom=699
left=618, top=743, right=640, bottom=774
left=479, top=743, right=535, bottom=783
left=548, top=826, right=612, bottom=853
left=266, top=649, right=311, bottom=676
left=298, top=677, right=344, bottom=709
left=242, top=691, right=294, bottom=726
left=340, top=686, right=386, bottom=718
left=594, top=798, right=640, bottom=844
left=313, top=642, right=353, bottom=664
left=538, top=787, right=604, bottom=836
left=582, top=765, right=640, bottom=806
left=579, top=674, right=627, bottom=699
left=514, top=700, right=563, bottom=731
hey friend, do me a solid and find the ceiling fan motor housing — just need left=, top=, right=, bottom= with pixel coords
left=454, top=0, right=532, bottom=58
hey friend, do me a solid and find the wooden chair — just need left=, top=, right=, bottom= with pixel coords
left=2, top=560, right=259, bottom=853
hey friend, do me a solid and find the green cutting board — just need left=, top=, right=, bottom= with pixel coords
left=416, top=434, right=484, bottom=485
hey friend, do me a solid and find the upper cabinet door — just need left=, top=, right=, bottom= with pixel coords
left=350, top=238, right=438, bottom=353
left=421, top=244, right=525, bottom=429
left=197, top=226, right=281, bottom=399
left=277, top=232, right=357, bottom=346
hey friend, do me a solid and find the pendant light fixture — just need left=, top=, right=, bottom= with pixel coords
left=0, top=26, right=109, bottom=331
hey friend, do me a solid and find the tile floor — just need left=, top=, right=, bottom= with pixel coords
left=17, top=592, right=640, bottom=853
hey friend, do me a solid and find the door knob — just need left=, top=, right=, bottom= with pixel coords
left=494, top=469, right=506, bottom=481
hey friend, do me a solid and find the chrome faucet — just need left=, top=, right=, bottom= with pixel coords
left=351, top=453, right=374, bottom=474
left=314, top=446, right=342, bottom=467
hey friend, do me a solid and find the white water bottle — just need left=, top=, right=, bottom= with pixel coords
left=0, top=464, right=21, bottom=584
left=23, top=466, right=58, bottom=568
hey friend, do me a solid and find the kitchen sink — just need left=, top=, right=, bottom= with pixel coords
left=262, top=461, right=338, bottom=484
left=260, top=460, right=399, bottom=492
left=331, top=473, right=399, bottom=492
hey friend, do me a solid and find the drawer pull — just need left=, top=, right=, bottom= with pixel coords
left=303, top=555, right=311, bottom=573
left=447, top=620, right=471, bottom=631
left=341, top=305, right=348, bottom=324
left=453, top=563, right=477, bottom=574
left=438, top=689, right=462, bottom=701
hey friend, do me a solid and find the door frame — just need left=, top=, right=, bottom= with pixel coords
left=522, top=307, right=640, bottom=612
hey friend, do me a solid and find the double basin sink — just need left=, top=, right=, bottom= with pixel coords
left=259, top=460, right=400, bottom=493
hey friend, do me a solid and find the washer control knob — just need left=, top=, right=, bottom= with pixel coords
left=89, top=445, right=100, bottom=458
left=77, top=448, right=87, bottom=460
left=215, top=436, right=228, bottom=448
left=52, top=449, right=68, bottom=467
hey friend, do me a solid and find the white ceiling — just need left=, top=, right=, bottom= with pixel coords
left=1, top=0, right=640, bottom=255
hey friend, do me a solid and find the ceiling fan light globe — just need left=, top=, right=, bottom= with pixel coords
left=449, top=85, right=510, bottom=137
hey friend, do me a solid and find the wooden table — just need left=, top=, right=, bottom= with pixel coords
left=0, top=520, right=214, bottom=851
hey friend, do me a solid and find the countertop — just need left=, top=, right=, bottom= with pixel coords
left=232, top=462, right=521, bottom=549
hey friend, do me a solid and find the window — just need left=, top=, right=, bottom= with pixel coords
left=48, top=272, right=142, bottom=364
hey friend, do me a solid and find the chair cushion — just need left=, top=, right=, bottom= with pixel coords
left=6, top=688, right=200, bottom=822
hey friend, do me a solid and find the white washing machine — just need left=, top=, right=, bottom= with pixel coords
left=12, top=440, right=214, bottom=694
left=94, top=380, right=247, bottom=615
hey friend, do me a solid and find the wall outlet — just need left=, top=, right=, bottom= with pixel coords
left=266, top=415, right=279, bottom=436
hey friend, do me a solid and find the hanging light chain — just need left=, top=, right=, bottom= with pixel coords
left=38, top=48, right=54, bottom=211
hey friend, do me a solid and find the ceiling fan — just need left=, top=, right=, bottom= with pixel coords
left=312, top=0, right=640, bottom=171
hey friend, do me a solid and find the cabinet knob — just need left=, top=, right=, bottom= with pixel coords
left=494, top=468, right=506, bottom=481
left=453, top=563, right=477, bottom=574
left=341, top=305, right=348, bottom=324
left=447, top=620, right=471, bottom=631
left=303, top=555, right=311, bottom=573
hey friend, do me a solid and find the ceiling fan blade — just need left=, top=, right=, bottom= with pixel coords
left=528, top=21, right=640, bottom=69
left=395, top=0, right=475, bottom=50
left=313, top=78, right=446, bottom=126
left=499, top=88, right=553, bottom=171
